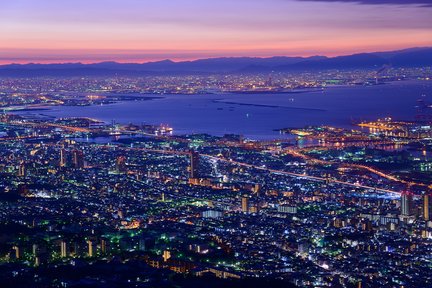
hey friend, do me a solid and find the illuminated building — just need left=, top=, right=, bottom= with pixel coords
left=278, top=205, right=297, bottom=214
left=12, top=246, right=22, bottom=259
left=18, top=161, right=26, bottom=177
left=72, top=149, right=85, bottom=169
left=189, top=151, right=199, bottom=179
left=163, top=250, right=171, bottom=262
left=101, top=239, right=109, bottom=254
left=424, top=193, right=432, bottom=221
left=249, top=205, right=258, bottom=214
left=87, top=240, right=96, bottom=257
left=252, top=183, right=261, bottom=195
left=202, top=210, right=223, bottom=218
left=34, top=256, right=41, bottom=267
left=241, top=196, right=249, bottom=213
left=60, top=240, right=68, bottom=258
left=401, top=191, right=414, bottom=216
left=60, top=149, right=67, bottom=167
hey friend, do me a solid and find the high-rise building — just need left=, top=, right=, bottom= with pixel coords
left=72, top=149, right=85, bottom=169
left=12, top=245, right=22, bottom=259
left=241, top=196, right=249, bottom=213
left=252, top=184, right=261, bottom=195
left=18, top=161, right=26, bottom=177
left=401, top=191, right=414, bottom=216
left=424, top=193, right=432, bottom=221
left=190, top=151, right=199, bottom=179
left=163, top=250, right=171, bottom=262
left=60, top=240, right=68, bottom=258
left=60, top=149, right=67, bottom=167
left=87, top=240, right=96, bottom=257
left=101, top=238, right=109, bottom=254
left=116, top=156, right=127, bottom=173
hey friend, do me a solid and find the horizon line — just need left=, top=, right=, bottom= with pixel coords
left=0, top=46, right=430, bottom=66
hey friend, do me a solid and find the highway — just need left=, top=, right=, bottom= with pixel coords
left=95, top=145, right=402, bottom=195
left=283, top=148, right=426, bottom=188
left=0, top=119, right=406, bottom=194
left=202, top=154, right=401, bottom=195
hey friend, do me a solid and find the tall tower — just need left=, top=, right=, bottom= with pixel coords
left=87, top=240, right=96, bottom=257
left=190, top=151, right=199, bottom=179
left=72, top=149, right=85, bottom=169
left=18, top=161, right=26, bottom=177
left=101, top=238, right=109, bottom=254
left=424, top=193, right=432, bottom=221
left=60, top=240, right=68, bottom=258
left=401, top=191, right=414, bottom=216
left=241, top=196, right=249, bottom=214
left=13, top=245, right=22, bottom=259
left=60, top=149, right=67, bottom=167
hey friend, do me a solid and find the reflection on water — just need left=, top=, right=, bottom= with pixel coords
left=14, top=80, right=432, bottom=139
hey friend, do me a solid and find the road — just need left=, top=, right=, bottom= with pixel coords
left=283, top=148, right=425, bottom=188
left=96, top=144, right=402, bottom=195
left=202, top=154, right=401, bottom=195
left=0, top=119, right=405, bottom=195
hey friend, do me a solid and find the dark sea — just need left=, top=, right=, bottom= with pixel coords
left=17, top=80, right=432, bottom=139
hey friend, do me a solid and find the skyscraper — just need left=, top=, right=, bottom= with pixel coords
left=190, top=151, right=199, bottom=179
left=401, top=191, right=414, bottom=216
left=101, top=238, right=109, bottom=254
left=72, top=149, right=85, bottom=169
left=60, top=240, right=68, bottom=258
left=424, top=193, right=432, bottom=221
left=87, top=240, right=96, bottom=257
left=12, top=246, right=22, bottom=259
left=60, top=149, right=67, bottom=167
left=241, top=196, right=249, bottom=214
left=18, top=161, right=26, bottom=177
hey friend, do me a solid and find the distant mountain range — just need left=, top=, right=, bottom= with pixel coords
left=0, top=47, right=431, bottom=77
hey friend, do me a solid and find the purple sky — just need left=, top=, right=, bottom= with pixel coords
left=0, top=0, right=431, bottom=63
